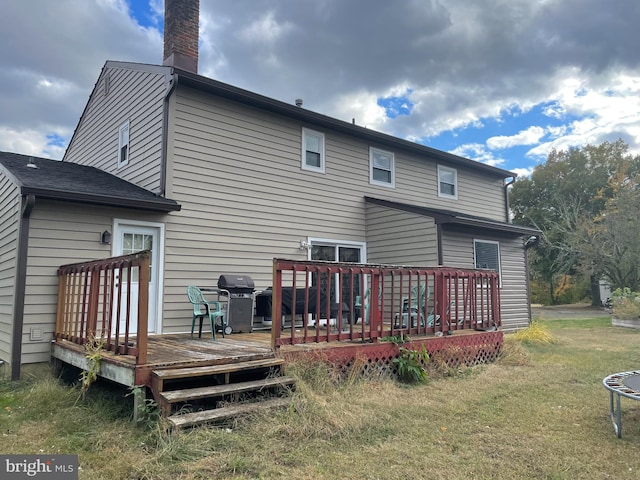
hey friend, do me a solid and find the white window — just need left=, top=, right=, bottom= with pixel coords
left=369, top=147, right=395, bottom=187
left=118, top=120, right=130, bottom=168
left=474, top=239, right=501, bottom=284
left=301, top=128, right=325, bottom=173
left=438, top=165, right=457, bottom=199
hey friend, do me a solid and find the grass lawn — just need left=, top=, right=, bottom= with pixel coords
left=3, top=312, right=640, bottom=479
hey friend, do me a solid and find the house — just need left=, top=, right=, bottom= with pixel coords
left=0, top=0, right=538, bottom=380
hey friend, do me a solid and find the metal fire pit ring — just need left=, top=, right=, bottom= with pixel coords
left=602, top=370, right=640, bottom=438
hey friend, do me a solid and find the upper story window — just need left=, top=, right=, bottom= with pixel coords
left=118, top=120, right=130, bottom=168
left=369, top=147, right=395, bottom=188
left=301, top=128, right=325, bottom=173
left=438, top=165, right=457, bottom=199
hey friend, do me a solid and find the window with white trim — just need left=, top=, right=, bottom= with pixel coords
left=369, top=147, right=395, bottom=187
left=309, top=239, right=366, bottom=308
left=301, top=128, right=325, bottom=173
left=118, top=120, right=130, bottom=168
left=474, top=239, right=501, bottom=283
left=438, top=165, right=457, bottom=199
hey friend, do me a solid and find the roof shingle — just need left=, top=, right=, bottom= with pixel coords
left=0, top=151, right=180, bottom=212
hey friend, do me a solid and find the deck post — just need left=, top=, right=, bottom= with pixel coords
left=86, top=267, right=100, bottom=340
left=136, top=254, right=149, bottom=365
left=271, top=259, right=283, bottom=348
left=370, top=271, right=381, bottom=341
left=55, top=269, right=67, bottom=339
left=132, top=386, right=147, bottom=422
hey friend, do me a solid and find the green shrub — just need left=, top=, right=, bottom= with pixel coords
left=611, top=287, right=640, bottom=319
left=393, top=345, right=429, bottom=383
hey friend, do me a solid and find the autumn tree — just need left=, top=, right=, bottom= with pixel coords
left=509, top=139, right=636, bottom=304
left=577, top=172, right=640, bottom=291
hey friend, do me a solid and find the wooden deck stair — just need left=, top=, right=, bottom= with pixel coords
left=150, top=357, right=295, bottom=428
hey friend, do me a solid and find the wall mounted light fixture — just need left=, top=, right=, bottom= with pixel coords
left=299, top=240, right=311, bottom=251
left=101, top=230, right=112, bottom=245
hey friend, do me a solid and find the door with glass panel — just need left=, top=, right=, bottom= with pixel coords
left=113, top=224, right=160, bottom=334
left=311, top=243, right=363, bottom=320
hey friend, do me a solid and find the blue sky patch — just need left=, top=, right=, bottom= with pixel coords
left=127, top=0, right=162, bottom=30
left=377, top=91, right=414, bottom=119
left=46, top=133, right=66, bottom=147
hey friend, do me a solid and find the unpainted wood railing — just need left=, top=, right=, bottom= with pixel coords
left=270, top=259, right=500, bottom=347
left=55, top=251, right=150, bottom=364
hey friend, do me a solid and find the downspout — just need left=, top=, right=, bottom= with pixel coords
left=504, top=176, right=516, bottom=223
left=436, top=224, right=443, bottom=265
left=160, top=71, right=178, bottom=197
left=11, top=194, right=35, bottom=380
left=524, top=234, right=541, bottom=326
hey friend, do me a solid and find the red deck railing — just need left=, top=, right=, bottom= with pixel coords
left=55, top=251, right=150, bottom=365
left=271, top=259, right=500, bottom=347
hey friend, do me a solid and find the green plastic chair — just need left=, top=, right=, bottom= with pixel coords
left=187, top=285, right=225, bottom=339
left=355, top=288, right=370, bottom=324
left=397, top=284, right=439, bottom=328
left=355, top=285, right=382, bottom=324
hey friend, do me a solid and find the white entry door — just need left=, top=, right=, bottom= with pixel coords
left=113, top=222, right=162, bottom=334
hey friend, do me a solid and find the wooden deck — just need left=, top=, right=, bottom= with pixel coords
left=53, top=326, right=502, bottom=386
left=51, top=256, right=504, bottom=426
left=51, top=331, right=277, bottom=387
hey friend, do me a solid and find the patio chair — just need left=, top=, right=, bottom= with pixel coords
left=395, top=284, right=439, bottom=328
left=187, top=285, right=225, bottom=340
left=355, top=285, right=383, bottom=325
left=355, top=288, right=371, bottom=324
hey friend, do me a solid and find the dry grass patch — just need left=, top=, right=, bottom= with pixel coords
left=513, top=320, right=558, bottom=344
left=4, top=318, right=640, bottom=478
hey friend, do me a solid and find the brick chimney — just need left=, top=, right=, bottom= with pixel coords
left=163, top=0, right=199, bottom=73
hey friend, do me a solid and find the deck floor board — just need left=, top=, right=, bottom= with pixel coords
left=54, top=332, right=276, bottom=371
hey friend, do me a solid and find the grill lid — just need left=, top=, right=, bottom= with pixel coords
left=217, top=274, right=255, bottom=291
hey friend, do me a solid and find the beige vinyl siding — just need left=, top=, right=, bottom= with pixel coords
left=20, top=200, right=166, bottom=364
left=159, top=86, right=511, bottom=330
left=440, top=228, right=530, bottom=330
left=365, top=203, right=437, bottom=265
left=498, top=237, right=531, bottom=330
left=0, top=177, right=19, bottom=363
left=64, top=64, right=169, bottom=193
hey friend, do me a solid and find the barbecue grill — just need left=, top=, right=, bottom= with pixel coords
left=217, top=274, right=256, bottom=333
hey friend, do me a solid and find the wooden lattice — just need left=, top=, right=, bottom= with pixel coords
left=283, top=331, right=503, bottom=378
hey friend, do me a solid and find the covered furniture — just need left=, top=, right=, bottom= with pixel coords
left=187, top=285, right=225, bottom=339
left=255, top=286, right=350, bottom=324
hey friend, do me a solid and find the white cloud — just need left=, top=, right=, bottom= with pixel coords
left=487, top=126, right=546, bottom=150
left=330, top=90, right=388, bottom=130
left=449, top=143, right=506, bottom=168
left=238, top=11, right=293, bottom=44
left=0, top=127, right=66, bottom=160
left=511, top=167, right=535, bottom=178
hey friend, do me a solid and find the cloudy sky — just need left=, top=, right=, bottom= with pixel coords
left=1, top=0, right=639, bottom=176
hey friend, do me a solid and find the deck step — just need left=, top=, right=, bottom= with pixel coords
left=152, top=357, right=285, bottom=382
left=168, top=397, right=292, bottom=429
left=159, top=376, right=296, bottom=405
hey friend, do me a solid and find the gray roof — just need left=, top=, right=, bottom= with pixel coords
left=0, top=151, right=180, bottom=212
left=365, top=196, right=540, bottom=236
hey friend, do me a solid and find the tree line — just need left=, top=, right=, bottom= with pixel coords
left=509, top=139, right=640, bottom=305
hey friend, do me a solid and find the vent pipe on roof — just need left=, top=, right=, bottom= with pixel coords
left=295, top=98, right=303, bottom=107
left=163, top=0, right=200, bottom=74
left=26, top=157, right=38, bottom=169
